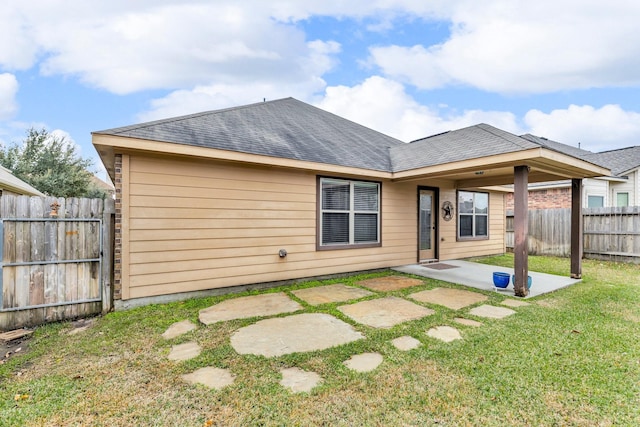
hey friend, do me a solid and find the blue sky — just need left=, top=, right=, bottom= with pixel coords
left=2, top=1, right=640, bottom=180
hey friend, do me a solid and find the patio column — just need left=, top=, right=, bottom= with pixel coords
left=513, top=165, right=529, bottom=297
left=571, top=179, right=583, bottom=278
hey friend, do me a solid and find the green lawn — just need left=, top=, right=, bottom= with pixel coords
left=1, top=255, right=639, bottom=426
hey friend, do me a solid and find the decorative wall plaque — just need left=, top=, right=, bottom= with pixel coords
left=441, top=201, right=454, bottom=221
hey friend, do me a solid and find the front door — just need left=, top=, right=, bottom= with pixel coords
left=419, top=189, right=436, bottom=261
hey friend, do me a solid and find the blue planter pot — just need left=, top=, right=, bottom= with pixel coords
left=512, top=274, right=532, bottom=289
left=492, top=272, right=510, bottom=288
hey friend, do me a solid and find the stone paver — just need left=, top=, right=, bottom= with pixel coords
left=162, top=320, right=197, bottom=340
left=409, top=287, right=488, bottom=310
left=469, top=304, right=516, bottom=319
left=453, top=317, right=483, bottom=327
left=291, top=284, right=373, bottom=306
left=427, top=326, right=462, bottom=342
left=391, top=336, right=422, bottom=351
left=501, top=299, right=531, bottom=308
left=199, top=292, right=302, bottom=325
left=231, top=313, right=364, bottom=357
left=168, top=341, right=202, bottom=361
left=280, top=367, right=322, bottom=393
left=343, top=352, right=383, bottom=372
left=182, top=367, right=235, bottom=390
left=357, top=276, right=424, bottom=292
left=338, top=296, right=435, bottom=329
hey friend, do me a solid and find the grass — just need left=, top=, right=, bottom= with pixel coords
left=1, top=255, right=639, bottom=426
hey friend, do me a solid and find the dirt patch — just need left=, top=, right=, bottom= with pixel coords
left=0, top=335, right=30, bottom=364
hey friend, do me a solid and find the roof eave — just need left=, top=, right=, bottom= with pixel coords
left=391, top=147, right=611, bottom=185
left=92, top=134, right=392, bottom=180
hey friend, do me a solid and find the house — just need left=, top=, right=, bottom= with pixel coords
left=505, top=135, right=639, bottom=209
left=92, top=98, right=609, bottom=307
left=0, top=164, right=45, bottom=196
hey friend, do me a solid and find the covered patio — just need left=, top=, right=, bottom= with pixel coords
left=391, top=126, right=611, bottom=297
left=394, top=260, right=582, bottom=299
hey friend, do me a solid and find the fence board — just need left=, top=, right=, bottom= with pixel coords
left=506, top=207, right=640, bottom=263
left=0, top=195, right=114, bottom=330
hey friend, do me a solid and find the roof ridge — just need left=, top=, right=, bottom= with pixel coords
left=477, top=123, right=532, bottom=149
left=593, top=145, right=640, bottom=154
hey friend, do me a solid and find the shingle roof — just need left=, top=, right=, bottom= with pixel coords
left=94, top=97, right=405, bottom=172
left=94, top=98, right=610, bottom=176
left=586, top=146, right=640, bottom=176
left=520, top=134, right=594, bottom=159
left=390, top=124, right=539, bottom=172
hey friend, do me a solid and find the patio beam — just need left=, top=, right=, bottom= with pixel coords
left=571, top=179, right=583, bottom=278
left=513, top=165, right=529, bottom=297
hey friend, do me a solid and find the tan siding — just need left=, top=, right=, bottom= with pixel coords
left=120, top=154, right=507, bottom=300
left=122, top=155, right=417, bottom=299
left=435, top=188, right=505, bottom=261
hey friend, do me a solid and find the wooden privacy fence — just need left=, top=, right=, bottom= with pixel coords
left=506, top=207, right=640, bottom=263
left=0, top=195, right=114, bottom=330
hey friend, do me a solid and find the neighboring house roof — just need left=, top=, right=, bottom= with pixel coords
left=90, top=174, right=115, bottom=194
left=93, top=98, right=610, bottom=185
left=586, top=146, right=640, bottom=176
left=0, top=165, right=45, bottom=196
left=95, top=98, right=405, bottom=172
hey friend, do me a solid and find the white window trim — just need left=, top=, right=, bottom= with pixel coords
left=457, top=190, right=489, bottom=240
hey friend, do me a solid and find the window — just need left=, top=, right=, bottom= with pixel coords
left=319, top=178, right=380, bottom=248
left=458, top=191, right=488, bottom=239
left=616, top=192, right=629, bottom=207
left=587, top=195, right=604, bottom=208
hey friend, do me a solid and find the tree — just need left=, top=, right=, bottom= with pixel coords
left=0, top=127, right=108, bottom=198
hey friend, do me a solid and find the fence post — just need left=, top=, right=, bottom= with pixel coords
left=102, top=198, right=115, bottom=313
left=570, top=179, right=583, bottom=278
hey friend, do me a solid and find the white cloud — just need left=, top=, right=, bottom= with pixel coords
left=0, top=1, right=347, bottom=94
left=524, top=105, right=640, bottom=152
left=370, top=0, right=640, bottom=93
left=0, top=73, right=18, bottom=120
left=137, top=39, right=338, bottom=121
left=315, top=76, right=520, bottom=141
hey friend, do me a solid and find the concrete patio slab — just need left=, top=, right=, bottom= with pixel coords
left=280, top=367, right=322, bottom=393
left=394, top=260, right=581, bottom=298
left=454, top=317, right=483, bottom=327
left=230, top=313, right=364, bottom=357
left=427, top=326, right=463, bottom=342
left=291, top=284, right=373, bottom=306
left=391, top=336, right=422, bottom=351
left=338, top=296, right=435, bottom=329
left=162, top=320, right=197, bottom=340
left=182, top=367, right=235, bottom=390
left=343, top=352, right=383, bottom=372
left=199, top=292, right=302, bottom=325
left=409, top=287, right=488, bottom=310
left=469, top=304, right=516, bottom=319
left=357, top=276, right=424, bottom=292
left=501, top=299, right=531, bottom=308
left=168, top=342, right=202, bottom=361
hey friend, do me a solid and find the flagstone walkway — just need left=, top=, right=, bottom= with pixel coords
left=161, top=276, right=531, bottom=393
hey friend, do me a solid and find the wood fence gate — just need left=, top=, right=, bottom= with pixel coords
left=0, top=195, right=114, bottom=330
